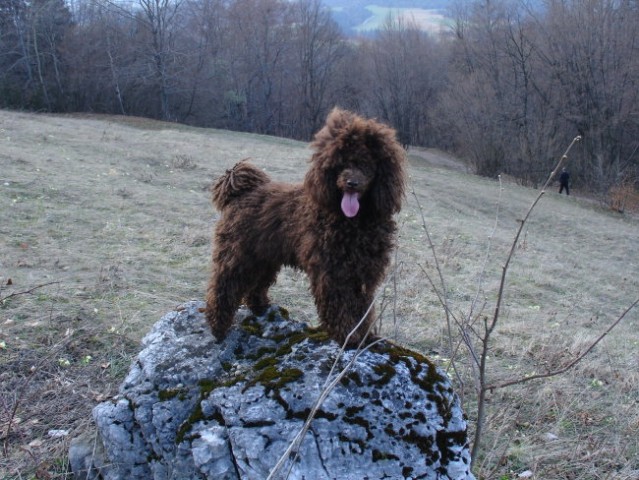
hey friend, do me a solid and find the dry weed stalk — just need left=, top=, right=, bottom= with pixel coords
left=411, top=174, right=504, bottom=403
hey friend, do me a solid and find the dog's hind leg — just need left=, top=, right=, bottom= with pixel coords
left=205, top=264, right=245, bottom=341
left=244, top=265, right=279, bottom=316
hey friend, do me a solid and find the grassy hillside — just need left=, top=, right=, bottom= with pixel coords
left=1, top=110, right=637, bottom=478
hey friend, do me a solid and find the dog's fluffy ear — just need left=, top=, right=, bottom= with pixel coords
left=304, top=108, right=348, bottom=208
left=365, top=124, right=406, bottom=215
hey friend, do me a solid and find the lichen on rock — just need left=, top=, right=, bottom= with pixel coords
left=70, top=301, right=475, bottom=480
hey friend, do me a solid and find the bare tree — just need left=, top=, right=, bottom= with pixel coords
left=366, top=14, right=446, bottom=147
left=439, top=0, right=639, bottom=189
left=63, top=1, right=138, bottom=114
left=136, top=0, right=185, bottom=120
left=176, top=0, right=228, bottom=125
left=0, top=0, right=71, bottom=110
left=223, top=0, right=293, bottom=134
left=0, top=0, right=34, bottom=106
left=290, top=0, right=345, bottom=139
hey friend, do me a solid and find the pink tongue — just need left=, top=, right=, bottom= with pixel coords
left=341, top=192, right=360, bottom=217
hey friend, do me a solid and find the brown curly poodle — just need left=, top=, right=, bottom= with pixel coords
left=205, top=108, right=406, bottom=345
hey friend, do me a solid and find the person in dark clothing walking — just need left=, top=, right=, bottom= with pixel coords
left=559, top=167, right=570, bottom=195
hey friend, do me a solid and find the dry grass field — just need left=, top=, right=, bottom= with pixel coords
left=1, top=109, right=637, bottom=479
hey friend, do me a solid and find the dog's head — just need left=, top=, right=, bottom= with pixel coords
left=304, top=108, right=406, bottom=219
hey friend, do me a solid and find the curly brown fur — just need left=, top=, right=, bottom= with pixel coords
left=205, top=108, right=406, bottom=345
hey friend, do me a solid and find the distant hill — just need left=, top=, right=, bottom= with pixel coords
left=322, top=0, right=455, bottom=35
left=322, top=0, right=545, bottom=36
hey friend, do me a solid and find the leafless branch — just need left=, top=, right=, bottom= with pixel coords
left=0, top=281, right=60, bottom=303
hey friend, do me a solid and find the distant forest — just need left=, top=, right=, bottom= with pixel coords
left=1, top=0, right=638, bottom=191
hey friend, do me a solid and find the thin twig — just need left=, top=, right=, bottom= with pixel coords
left=454, top=174, right=504, bottom=399
left=467, top=174, right=504, bottom=336
left=411, top=187, right=464, bottom=388
left=0, top=281, right=60, bottom=303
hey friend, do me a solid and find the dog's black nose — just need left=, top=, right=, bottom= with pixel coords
left=347, top=179, right=359, bottom=188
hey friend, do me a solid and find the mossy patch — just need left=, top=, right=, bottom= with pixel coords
left=243, top=346, right=278, bottom=361
left=240, top=315, right=263, bottom=336
left=340, top=370, right=363, bottom=387
left=372, top=449, right=400, bottom=462
left=402, top=427, right=436, bottom=456
left=175, top=377, right=243, bottom=444
left=267, top=306, right=290, bottom=321
left=382, top=422, right=437, bottom=455
left=372, top=341, right=455, bottom=424
left=248, top=366, right=304, bottom=392
left=375, top=342, right=445, bottom=386
left=372, top=362, right=396, bottom=387
left=176, top=403, right=207, bottom=444
left=288, top=407, right=338, bottom=421
left=436, top=429, right=469, bottom=464
left=158, top=387, right=187, bottom=402
left=306, top=327, right=330, bottom=342
left=346, top=415, right=374, bottom=440
left=275, top=342, right=294, bottom=357
left=271, top=326, right=330, bottom=345
left=344, top=405, right=365, bottom=417
left=198, top=376, right=245, bottom=394
left=240, top=323, right=263, bottom=336
left=402, top=466, right=414, bottom=477
left=254, top=356, right=279, bottom=371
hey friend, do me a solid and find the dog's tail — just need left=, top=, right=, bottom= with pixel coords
left=212, top=159, right=270, bottom=210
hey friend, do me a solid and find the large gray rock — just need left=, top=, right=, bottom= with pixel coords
left=70, top=301, right=475, bottom=480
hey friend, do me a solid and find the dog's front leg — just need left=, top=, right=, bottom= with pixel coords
left=310, top=275, right=376, bottom=347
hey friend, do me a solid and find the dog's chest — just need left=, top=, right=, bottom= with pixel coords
left=313, top=217, right=394, bottom=260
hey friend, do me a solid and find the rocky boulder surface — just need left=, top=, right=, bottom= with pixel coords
left=70, top=301, right=475, bottom=480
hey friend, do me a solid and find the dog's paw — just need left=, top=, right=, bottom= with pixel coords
left=212, top=329, right=228, bottom=343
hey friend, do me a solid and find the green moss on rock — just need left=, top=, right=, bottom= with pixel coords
left=372, top=362, right=396, bottom=387
left=240, top=315, right=263, bottom=336
left=340, top=370, right=363, bottom=387
left=344, top=405, right=365, bottom=417
left=372, top=450, right=400, bottom=462
left=254, top=356, right=279, bottom=371
left=250, top=366, right=304, bottom=392
left=402, top=466, right=414, bottom=477
left=176, top=403, right=206, bottom=444
left=158, top=388, right=187, bottom=402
